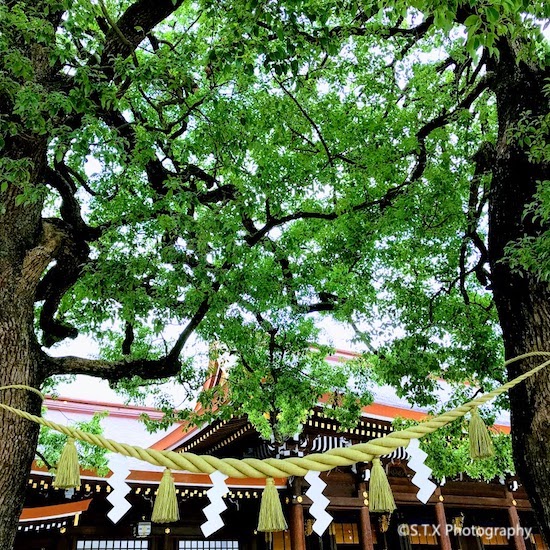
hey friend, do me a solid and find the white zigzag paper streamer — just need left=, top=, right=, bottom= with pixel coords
left=406, top=439, right=437, bottom=504
left=305, top=471, right=332, bottom=535
left=201, top=471, right=229, bottom=537
left=106, top=454, right=132, bottom=523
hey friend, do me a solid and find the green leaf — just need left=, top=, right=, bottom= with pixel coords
left=464, top=14, right=481, bottom=28
left=487, top=7, right=500, bottom=24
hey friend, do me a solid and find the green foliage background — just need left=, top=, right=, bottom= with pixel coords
left=37, top=411, right=109, bottom=476
left=1, top=0, right=548, bottom=471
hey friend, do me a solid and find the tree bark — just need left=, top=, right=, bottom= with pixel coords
left=0, top=103, right=52, bottom=547
left=0, top=191, right=50, bottom=550
left=0, top=365, right=44, bottom=549
left=488, top=41, right=550, bottom=542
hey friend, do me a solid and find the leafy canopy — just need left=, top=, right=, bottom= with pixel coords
left=1, top=0, right=548, bottom=444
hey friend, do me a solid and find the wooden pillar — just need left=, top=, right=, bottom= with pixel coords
left=506, top=491, right=527, bottom=550
left=357, top=483, right=374, bottom=550
left=289, top=500, right=306, bottom=550
left=289, top=478, right=306, bottom=550
left=434, top=492, right=452, bottom=550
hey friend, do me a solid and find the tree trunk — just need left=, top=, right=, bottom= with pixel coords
left=0, top=139, right=50, bottom=545
left=0, top=207, right=50, bottom=547
left=0, top=264, right=48, bottom=547
left=0, top=355, right=44, bottom=549
left=488, top=42, right=550, bottom=541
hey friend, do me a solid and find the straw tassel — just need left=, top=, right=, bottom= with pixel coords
left=369, top=458, right=396, bottom=513
left=257, top=477, right=288, bottom=532
left=152, top=469, right=180, bottom=523
left=469, top=407, right=494, bottom=459
left=53, top=438, right=80, bottom=489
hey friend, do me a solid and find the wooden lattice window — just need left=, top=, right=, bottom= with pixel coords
left=179, top=541, right=239, bottom=550
left=76, top=542, right=149, bottom=549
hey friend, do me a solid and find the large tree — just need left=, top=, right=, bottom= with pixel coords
left=0, top=0, right=549, bottom=546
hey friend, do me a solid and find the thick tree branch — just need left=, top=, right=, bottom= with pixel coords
left=99, top=0, right=185, bottom=79
left=387, top=17, right=435, bottom=37
left=327, top=15, right=435, bottom=40
left=36, top=167, right=102, bottom=346
left=34, top=223, right=90, bottom=347
left=17, top=219, right=72, bottom=298
left=458, top=239, right=471, bottom=305
left=121, top=322, right=135, bottom=355
left=244, top=210, right=337, bottom=246
left=461, top=142, right=494, bottom=291
left=49, top=354, right=180, bottom=381
left=48, top=289, right=215, bottom=380
left=61, top=163, right=99, bottom=197
left=98, top=108, right=224, bottom=203
left=98, top=0, right=139, bottom=66
left=38, top=271, right=81, bottom=346
left=242, top=180, right=411, bottom=247
left=45, top=167, right=102, bottom=240
left=306, top=301, right=338, bottom=313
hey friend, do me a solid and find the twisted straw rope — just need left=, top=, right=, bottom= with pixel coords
left=0, top=352, right=548, bottom=479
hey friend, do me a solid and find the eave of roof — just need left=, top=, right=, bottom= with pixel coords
left=19, top=499, right=92, bottom=522
left=28, top=466, right=286, bottom=488
left=44, top=395, right=168, bottom=421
